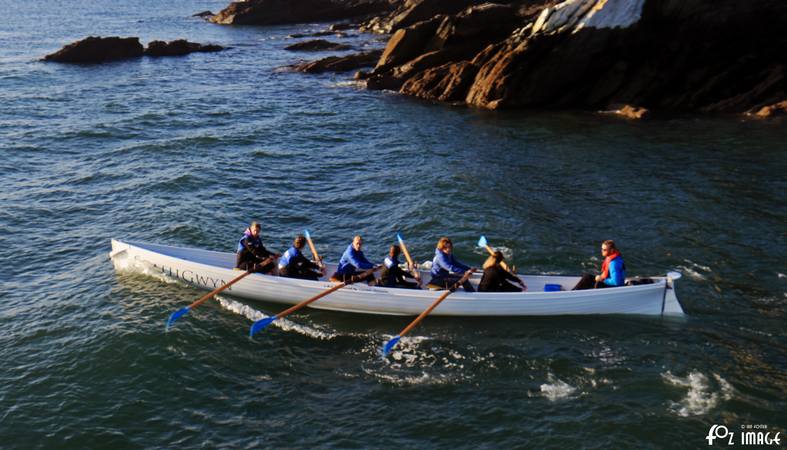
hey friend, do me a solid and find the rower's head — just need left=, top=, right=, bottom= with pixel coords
left=483, top=251, right=505, bottom=269
left=389, top=245, right=401, bottom=258
left=294, top=235, right=306, bottom=249
left=249, top=221, right=261, bottom=237
left=437, top=237, right=453, bottom=254
left=601, top=240, right=616, bottom=256
left=352, top=235, right=363, bottom=251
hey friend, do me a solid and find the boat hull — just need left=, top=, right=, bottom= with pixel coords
left=109, top=239, right=685, bottom=317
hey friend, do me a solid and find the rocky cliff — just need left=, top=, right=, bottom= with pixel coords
left=207, top=0, right=787, bottom=115
left=365, top=0, right=786, bottom=114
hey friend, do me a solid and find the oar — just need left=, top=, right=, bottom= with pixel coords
left=304, top=229, right=323, bottom=268
left=249, top=265, right=381, bottom=337
left=477, top=235, right=526, bottom=289
left=477, top=235, right=512, bottom=272
left=396, top=233, right=422, bottom=286
left=381, top=269, right=474, bottom=357
left=166, top=270, right=253, bottom=329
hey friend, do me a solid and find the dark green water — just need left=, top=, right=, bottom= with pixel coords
left=1, top=1, right=785, bottom=448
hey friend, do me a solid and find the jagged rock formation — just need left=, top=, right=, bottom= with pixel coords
left=43, top=36, right=144, bottom=63
left=285, top=39, right=352, bottom=51
left=363, top=0, right=787, bottom=114
left=209, top=0, right=394, bottom=25
left=290, top=50, right=383, bottom=72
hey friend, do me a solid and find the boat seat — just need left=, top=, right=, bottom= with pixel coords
left=426, top=284, right=445, bottom=291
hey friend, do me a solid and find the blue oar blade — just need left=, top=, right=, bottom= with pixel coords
left=396, top=233, right=404, bottom=244
left=249, top=316, right=277, bottom=337
left=381, top=335, right=401, bottom=358
left=477, top=235, right=487, bottom=248
left=166, top=306, right=190, bottom=330
left=304, top=229, right=311, bottom=240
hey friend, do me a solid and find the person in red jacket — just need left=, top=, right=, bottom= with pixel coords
left=573, top=240, right=627, bottom=290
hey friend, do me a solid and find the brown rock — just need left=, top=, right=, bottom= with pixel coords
left=210, top=0, right=393, bottom=26
left=193, top=10, right=214, bottom=18
left=362, top=0, right=488, bottom=34
left=145, top=40, right=224, bottom=57
left=330, top=22, right=357, bottom=31
left=426, top=3, right=521, bottom=52
left=291, top=50, right=383, bottom=73
left=462, top=0, right=787, bottom=113
left=288, top=31, right=347, bottom=38
left=609, top=104, right=650, bottom=120
left=750, top=100, right=787, bottom=118
left=375, top=16, right=442, bottom=70
left=44, top=36, right=144, bottom=63
left=400, top=61, right=479, bottom=102
left=285, top=39, right=352, bottom=51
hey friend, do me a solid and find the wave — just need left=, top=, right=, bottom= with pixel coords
left=215, top=296, right=336, bottom=341
left=677, top=259, right=712, bottom=281
left=662, top=370, right=733, bottom=416
left=539, top=373, right=578, bottom=401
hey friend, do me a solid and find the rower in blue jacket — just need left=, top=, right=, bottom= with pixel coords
left=279, top=235, right=322, bottom=281
left=429, top=237, right=475, bottom=292
left=235, top=221, right=280, bottom=274
left=379, top=245, right=419, bottom=289
left=331, top=235, right=378, bottom=285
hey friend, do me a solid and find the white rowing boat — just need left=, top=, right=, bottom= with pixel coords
left=109, top=239, right=685, bottom=317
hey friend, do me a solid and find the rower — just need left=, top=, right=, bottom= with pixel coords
left=331, top=235, right=378, bottom=285
left=279, top=235, right=322, bottom=281
left=428, top=237, right=475, bottom=292
left=378, top=245, right=419, bottom=289
left=478, top=251, right=526, bottom=292
left=572, top=240, right=627, bottom=290
left=235, top=221, right=280, bottom=274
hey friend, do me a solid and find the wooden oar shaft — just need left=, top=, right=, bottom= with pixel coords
left=398, top=239, right=421, bottom=281
left=397, top=270, right=473, bottom=338
left=274, top=266, right=380, bottom=320
left=306, top=235, right=321, bottom=262
left=189, top=270, right=252, bottom=309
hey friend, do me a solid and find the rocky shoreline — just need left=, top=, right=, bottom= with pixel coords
left=44, top=0, right=785, bottom=118
left=203, top=0, right=786, bottom=118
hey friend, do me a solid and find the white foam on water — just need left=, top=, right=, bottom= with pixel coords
left=332, top=80, right=365, bottom=89
left=662, top=370, right=733, bottom=417
left=215, top=295, right=336, bottom=341
left=778, top=272, right=786, bottom=279
left=677, top=260, right=711, bottom=281
left=365, top=368, right=456, bottom=386
left=384, top=335, right=431, bottom=365
left=540, top=373, right=578, bottom=401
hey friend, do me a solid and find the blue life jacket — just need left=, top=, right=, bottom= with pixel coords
left=237, top=230, right=263, bottom=253
left=603, top=255, right=626, bottom=286
left=430, top=248, right=470, bottom=277
left=336, top=244, right=374, bottom=275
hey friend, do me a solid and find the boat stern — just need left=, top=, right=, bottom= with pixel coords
left=662, top=271, right=685, bottom=315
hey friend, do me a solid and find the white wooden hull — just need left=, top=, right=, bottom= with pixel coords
left=109, top=239, right=685, bottom=317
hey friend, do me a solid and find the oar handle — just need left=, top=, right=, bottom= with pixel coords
left=484, top=244, right=512, bottom=272
left=305, top=233, right=322, bottom=264
left=397, top=270, right=473, bottom=338
left=188, top=269, right=253, bottom=309
left=274, top=266, right=381, bottom=320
